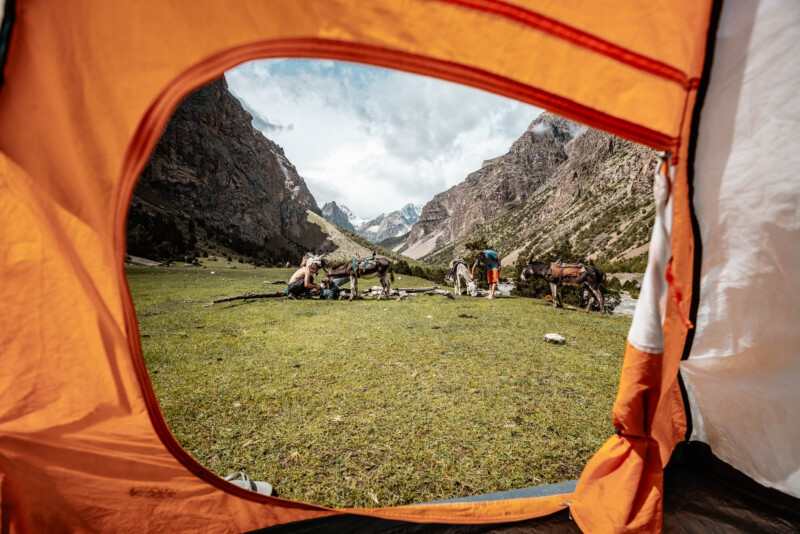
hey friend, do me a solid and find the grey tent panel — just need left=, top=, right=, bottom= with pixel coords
left=426, top=480, right=577, bottom=505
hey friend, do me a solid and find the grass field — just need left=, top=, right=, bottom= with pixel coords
left=127, top=262, right=631, bottom=508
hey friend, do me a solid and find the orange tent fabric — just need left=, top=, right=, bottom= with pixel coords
left=0, top=1, right=714, bottom=531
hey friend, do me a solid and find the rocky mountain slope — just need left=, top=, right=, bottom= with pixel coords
left=402, top=113, right=658, bottom=270
left=321, top=201, right=356, bottom=233
left=377, top=231, right=411, bottom=251
left=306, top=211, right=371, bottom=260
left=306, top=211, right=422, bottom=266
left=131, top=77, right=374, bottom=264
left=133, top=76, right=324, bottom=261
left=402, top=114, right=577, bottom=258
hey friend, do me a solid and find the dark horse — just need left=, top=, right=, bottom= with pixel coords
left=520, top=259, right=606, bottom=313
left=322, top=256, right=394, bottom=301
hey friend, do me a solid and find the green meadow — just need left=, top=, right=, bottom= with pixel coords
left=127, top=262, right=630, bottom=508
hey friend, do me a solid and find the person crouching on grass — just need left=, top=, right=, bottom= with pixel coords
left=285, top=260, right=321, bottom=300
left=471, top=249, right=502, bottom=299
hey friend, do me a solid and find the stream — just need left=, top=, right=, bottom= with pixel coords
left=613, top=292, right=638, bottom=318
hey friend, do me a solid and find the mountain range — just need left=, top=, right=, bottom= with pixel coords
left=130, top=77, right=655, bottom=273
left=321, top=202, right=422, bottom=244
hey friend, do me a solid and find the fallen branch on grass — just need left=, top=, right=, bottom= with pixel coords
left=210, top=286, right=453, bottom=304
left=394, top=286, right=440, bottom=292
left=212, top=291, right=285, bottom=304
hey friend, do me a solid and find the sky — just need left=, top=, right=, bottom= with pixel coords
left=225, top=60, right=542, bottom=220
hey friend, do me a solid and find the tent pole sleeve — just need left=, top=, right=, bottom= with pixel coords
left=678, top=0, right=724, bottom=441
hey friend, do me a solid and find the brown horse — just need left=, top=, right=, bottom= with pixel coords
left=520, top=259, right=606, bottom=313
left=322, top=256, right=394, bottom=301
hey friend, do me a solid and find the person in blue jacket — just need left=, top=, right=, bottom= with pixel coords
left=471, top=249, right=502, bottom=299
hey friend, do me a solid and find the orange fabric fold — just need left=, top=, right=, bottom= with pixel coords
left=572, top=343, right=667, bottom=532
left=572, top=435, right=663, bottom=532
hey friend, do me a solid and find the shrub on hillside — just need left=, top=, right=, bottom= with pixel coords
left=596, top=253, right=648, bottom=274
left=126, top=205, right=190, bottom=261
left=424, top=266, right=448, bottom=284
left=393, top=260, right=412, bottom=276
left=411, top=265, right=427, bottom=279
left=512, top=277, right=549, bottom=299
left=464, top=238, right=490, bottom=253
left=622, top=279, right=641, bottom=298
left=155, top=241, right=177, bottom=260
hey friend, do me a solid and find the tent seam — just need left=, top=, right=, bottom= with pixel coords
left=434, top=0, right=696, bottom=89
left=678, top=0, right=724, bottom=441
left=680, top=0, right=723, bottom=362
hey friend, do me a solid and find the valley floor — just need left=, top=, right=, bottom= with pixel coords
left=127, top=263, right=631, bottom=508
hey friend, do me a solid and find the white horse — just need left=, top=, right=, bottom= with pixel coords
left=446, top=259, right=478, bottom=297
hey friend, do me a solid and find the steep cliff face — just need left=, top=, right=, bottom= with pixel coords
left=403, top=114, right=574, bottom=258
left=133, top=76, right=322, bottom=256
left=405, top=113, right=658, bottom=267
left=321, top=201, right=356, bottom=233
left=477, top=131, right=658, bottom=267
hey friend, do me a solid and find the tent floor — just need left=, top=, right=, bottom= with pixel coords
left=662, top=442, right=800, bottom=533
left=256, top=443, right=800, bottom=533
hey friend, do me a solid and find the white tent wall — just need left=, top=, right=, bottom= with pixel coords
left=682, top=0, right=800, bottom=498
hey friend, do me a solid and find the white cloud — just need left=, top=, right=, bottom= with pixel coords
left=225, top=60, right=541, bottom=219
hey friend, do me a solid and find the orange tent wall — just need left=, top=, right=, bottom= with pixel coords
left=0, top=1, right=713, bottom=531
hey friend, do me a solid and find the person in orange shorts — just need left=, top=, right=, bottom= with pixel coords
left=471, top=249, right=502, bottom=299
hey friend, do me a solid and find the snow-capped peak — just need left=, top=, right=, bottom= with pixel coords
left=400, top=203, right=423, bottom=221
left=339, top=204, right=366, bottom=226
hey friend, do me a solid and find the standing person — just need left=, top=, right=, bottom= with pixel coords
left=285, top=260, right=321, bottom=300
left=471, top=249, right=502, bottom=299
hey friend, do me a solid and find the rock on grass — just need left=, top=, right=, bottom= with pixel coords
left=544, top=333, right=566, bottom=344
